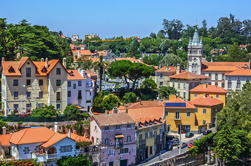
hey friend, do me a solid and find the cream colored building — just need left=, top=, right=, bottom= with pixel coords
left=153, top=66, right=177, bottom=88
left=1, top=57, right=68, bottom=116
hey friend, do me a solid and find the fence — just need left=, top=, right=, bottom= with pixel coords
left=0, top=116, right=67, bottom=122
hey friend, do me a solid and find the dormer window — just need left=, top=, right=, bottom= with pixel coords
left=70, top=71, right=74, bottom=76
left=8, top=66, right=15, bottom=73
left=41, top=67, right=47, bottom=73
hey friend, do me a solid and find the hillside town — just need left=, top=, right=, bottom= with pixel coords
left=0, top=5, right=251, bottom=166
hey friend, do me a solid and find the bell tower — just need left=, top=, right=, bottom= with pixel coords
left=188, top=28, right=203, bottom=75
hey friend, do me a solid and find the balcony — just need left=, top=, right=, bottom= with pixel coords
left=32, top=153, right=57, bottom=162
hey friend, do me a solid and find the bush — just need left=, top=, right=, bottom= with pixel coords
left=57, top=155, right=92, bottom=166
left=31, top=105, right=59, bottom=118
left=123, top=92, right=137, bottom=103
left=64, top=105, right=83, bottom=121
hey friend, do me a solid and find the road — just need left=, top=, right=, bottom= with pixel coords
left=137, top=134, right=204, bottom=166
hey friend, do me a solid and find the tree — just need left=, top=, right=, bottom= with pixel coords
left=142, top=54, right=164, bottom=66
left=158, top=86, right=177, bottom=99
left=64, top=105, right=84, bottom=121
left=157, top=30, right=166, bottom=39
left=31, top=105, right=59, bottom=118
left=150, top=32, right=156, bottom=38
left=0, top=119, right=6, bottom=134
left=123, top=92, right=137, bottom=104
left=162, top=19, right=183, bottom=39
left=227, top=43, right=249, bottom=62
left=57, top=155, right=92, bottom=166
left=141, top=78, right=157, bottom=89
left=77, top=58, right=93, bottom=70
left=160, top=40, right=170, bottom=55
left=102, top=94, right=120, bottom=111
left=160, top=53, right=184, bottom=67
left=127, top=39, right=140, bottom=57
left=93, top=56, right=108, bottom=92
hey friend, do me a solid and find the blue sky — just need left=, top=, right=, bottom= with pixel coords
left=1, top=0, right=251, bottom=39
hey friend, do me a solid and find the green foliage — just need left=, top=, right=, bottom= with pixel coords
left=0, top=160, right=37, bottom=166
left=189, top=133, right=214, bottom=156
left=57, top=155, right=92, bottom=166
left=160, top=53, right=184, bottom=67
left=123, top=92, right=137, bottom=104
left=162, top=19, right=184, bottom=39
left=141, top=78, right=157, bottom=89
left=142, top=54, right=164, bottom=66
left=0, top=119, right=6, bottom=134
left=226, top=43, right=249, bottom=62
left=76, top=141, right=92, bottom=148
left=31, top=105, right=59, bottom=118
left=64, top=105, right=85, bottom=121
left=158, top=86, right=177, bottom=99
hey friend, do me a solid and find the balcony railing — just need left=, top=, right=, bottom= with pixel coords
left=32, top=153, right=57, bottom=162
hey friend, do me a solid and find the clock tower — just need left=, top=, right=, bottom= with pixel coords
left=188, top=29, right=203, bottom=75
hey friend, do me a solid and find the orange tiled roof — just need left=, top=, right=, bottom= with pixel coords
left=169, top=71, right=209, bottom=80
left=190, top=84, right=227, bottom=94
left=155, top=66, right=177, bottom=73
left=0, top=134, right=12, bottom=146
left=165, top=97, right=196, bottom=109
left=2, top=57, right=61, bottom=77
left=202, top=62, right=249, bottom=72
left=190, top=96, right=223, bottom=107
left=42, top=132, right=68, bottom=148
left=225, top=69, right=251, bottom=76
left=90, top=57, right=99, bottom=62
left=67, top=69, right=86, bottom=80
left=10, top=127, right=55, bottom=145
left=67, top=133, right=91, bottom=143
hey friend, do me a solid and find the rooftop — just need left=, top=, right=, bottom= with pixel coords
left=67, top=69, right=86, bottom=80
left=164, top=95, right=196, bottom=109
left=190, top=84, right=227, bottom=94
left=225, top=69, right=251, bottom=76
left=169, top=71, right=209, bottom=80
left=155, top=66, right=177, bottom=73
left=190, top=96, right=223, bottom=107
left=202, top=62, right=249, bottom=72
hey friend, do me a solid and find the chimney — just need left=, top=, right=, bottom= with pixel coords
left=249, top=59, right=251, bottom=69
left=41, top=58, right=44, bottom=62
left=105, top=110, right=109, bottom=115
left=54, top=122, right=58, bottom=132
left=140, top=99, right=142, bottom=105
left=125, top=104, right=128, bottom=113
left=68, top=129, right=71, bottom=138
left=2, top=57, right=4, bottom=61
left=169, top=95, right=176, bottom=101
left=113, top=107, right=118, bottom=114
left=63, top=58, right=66, bottom=68
left=176, top=64, right=181, bottom=74
left=2, top=126, right=6, bottom=135
left=45, top=58, right=48, bottom=69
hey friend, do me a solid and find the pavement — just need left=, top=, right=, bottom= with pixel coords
left=137, top=133, right=204, bottom=166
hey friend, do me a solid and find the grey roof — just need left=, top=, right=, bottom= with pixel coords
left=189, top=29, right=203, bottom=47
left=93, top=112, right=135, bottom=127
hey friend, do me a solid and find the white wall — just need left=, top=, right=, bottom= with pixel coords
left=53, top=137, right=78, bottom=159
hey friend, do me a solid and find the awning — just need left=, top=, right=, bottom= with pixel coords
left=115, top=134, right=124, bottom=138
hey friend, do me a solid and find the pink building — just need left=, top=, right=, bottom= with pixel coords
left=90, top=110, right=136, bottom=166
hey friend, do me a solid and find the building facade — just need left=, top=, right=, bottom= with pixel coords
left=1, top=57, right=67, bottom=116
left=153, top=66, right=178, bottom=88
left=67, top=69, right=94, bottom=111
left=90, top=112, right=136, bottom=166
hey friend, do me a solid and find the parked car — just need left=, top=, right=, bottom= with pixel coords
left=203, top=130, right=212, bottom=135
left=171, top=138, right=179, bottom=146
left=188, top=142, right=194, bottom=148
left=185, top=132, right=194, bottom=138
left=179, top=142, right=187, bottom=149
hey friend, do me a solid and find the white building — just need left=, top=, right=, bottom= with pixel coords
left=67, top=69, right=94, bottom=111
left=225, top=69, right=251, bottom=91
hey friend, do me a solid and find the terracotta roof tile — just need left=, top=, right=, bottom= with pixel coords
left=190, top=96, right=223, bottom=107
left=165, top=97, right=196, bottom=109
left=155, top=66, right=177, bottom=73
left=170, top=72, right=209, bottom=80
left=225, top=69, right=251, bottom=76
left=41, top=133, right=67, bottom=148
left=190, top=84, right=226, bottom=94
left=93, top=112, right=135, bottom=127
left=67, top=133, right=91, bottom=143
left=0, top=134, right=12, bottom=146
left=67, top=69, right=86, bottom=80
left=202, top=62, right=249, bottom=72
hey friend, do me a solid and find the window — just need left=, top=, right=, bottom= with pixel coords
left=68, top=81, right=71, bottom=87
left=149, top=131, right=153, bottom=138
left=237, top=80, right=241, bottom=89
left=73, top=84, right=76, bottom=89
left=23, top=147, right=30, bottom=154
left=175, top=112, right=180, bottom=120
left=159, top=82, right=163, bottom=86
left=178, top=82, right=180, bottom=89
left=56, top=68, right=61, bottom=75
left=215, top=74, right=218, bottom=80
left=109, top=161, right=114, bottom=166
left=127, top=124, right=131, bottom=128
left=183, top=83, right=186, bottom=89
left=160, top=73, right=163, bottom=78
left=78, top=80, right=82, bottom=86
left=26, top=79, right=31, bottom=86
left=194, top=93, right=197, bottom=97
left=167, top=125, right=171, bottom=132
left=78, top=90, right=82, bottom=99
left=215, top=82, right=218, bottom=86
left=13, top=104, right=19, bottom=111
left=187, top=111, right=191, bottom=117
left=139, top=134, right=142, bottom=142
left=165, top=111, right=168, bottom=117
left=216, top=94, right=219, bottom=98
left=39, top=91, right=43, bottom=98
left=120, top=148, right=129, bottom=154
left=104, top=126, right=109, bottom=130
left=203, top=120, right=207, bottom=125
left=13, top=79, right=18, bottom=86
left=26, top=68, right=31, bottom=77
left=68, top=91, right=71, bottom=97
left=222, top=82, right=225, bottom=88
left=228, top=80, right=232, bottom=89
left=145, top=132, right=148, bottom=139
left=203, top=109, right=207, bottom=114
left=105, top=138, right=109, bottom=145
left=56, top=103, right=61, bottom=110
left=26, top=91, right=31, bottom=98
left=115, top=125, right=120, bottom=129
left=150, top=146, right=153, bottom=155
left=127, top=136, right=132, bottom=142
left=183, top=92, right=186, bottom=98
left=56, top=92, right=61, bottom=101
left=108, top=149, right=114, bottom=156
left=209, top=73, right=211, bottom=79
left=59, top=145, right=72, bottom=153
left=26, top=104, right=31, bottom=110
left=38, top=103, right=44, bottom=108
left=56, top=80, right=61, bottom=86
left=39, top=79, right=43, bottom=86
left=14, top=91, right=18, bottom=98
left=195, top=109, right=198, bottom=113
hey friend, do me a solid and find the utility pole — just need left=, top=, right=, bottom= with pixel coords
left=179, top=124, right=181, bottom=154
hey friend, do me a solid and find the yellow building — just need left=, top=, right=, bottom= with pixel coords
left=117, top=101, right=165, bottom=163
left=190, top=96, right=223, bottom=131
left=164, top=95, right=198, bottom=133
left=190, top=84, right=227, bottom=105
left=1, top=57, right=68, bottom=116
